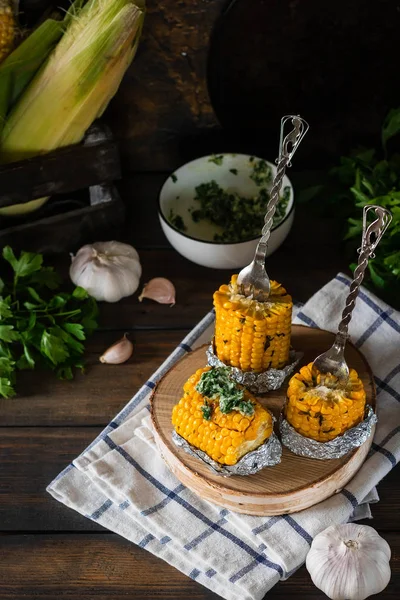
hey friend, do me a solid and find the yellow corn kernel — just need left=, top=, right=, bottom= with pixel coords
left=0, top=1, right=15, bottom=64
left=285, top=362, right=367, bottom=442
left=213, top=274, right=292, bottom=372
left=172, top=367, right=273, bottom=465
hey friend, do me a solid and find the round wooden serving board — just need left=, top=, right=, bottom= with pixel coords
left=151, top=325, right=376, bottom=516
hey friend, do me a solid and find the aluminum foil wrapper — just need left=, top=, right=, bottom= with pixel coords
left=172, top=429, right=282, bottom=476
left=280, top=405, right=377, bottom=460
left=206, top=342, right=302, bottom=394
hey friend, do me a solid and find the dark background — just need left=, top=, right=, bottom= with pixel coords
left=21, top=0, right=400, bottom=172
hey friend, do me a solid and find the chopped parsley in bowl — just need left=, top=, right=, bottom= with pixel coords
left=189, top=178, right=290, bottom=243
left=165, top=157, right=291, bottom=243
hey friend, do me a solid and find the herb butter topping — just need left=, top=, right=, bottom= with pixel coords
left=195, top=367, right=255, bottom=420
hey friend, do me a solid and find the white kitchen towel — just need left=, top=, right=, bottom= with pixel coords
left=48, top=273, right=400, bottom=600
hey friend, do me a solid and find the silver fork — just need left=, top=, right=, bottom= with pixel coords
left=236, top=115, right=309, bottom=301
left=312, top=205, right=392, bottom=383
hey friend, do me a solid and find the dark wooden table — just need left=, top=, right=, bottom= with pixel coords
left=1, top=174, right=399, bottom=598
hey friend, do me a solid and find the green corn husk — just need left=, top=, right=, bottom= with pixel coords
left=0, top=0, right=144, bottom=215
left=0, top=0, right=87, bottom=131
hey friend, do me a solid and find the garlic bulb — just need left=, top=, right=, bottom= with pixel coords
left=70, top=241, right=141, bottom=302
left=100, top=334, right=133, bottom=364
left=138, top=277, right=175, bottom=305
left=306, top=524, right=391, bottom=600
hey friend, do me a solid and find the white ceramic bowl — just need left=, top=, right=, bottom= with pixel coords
left=158, top=153, right=294, bottom=269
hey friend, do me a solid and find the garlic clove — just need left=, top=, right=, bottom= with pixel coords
left=138, top=277, right=176, bottom=306
left=99, top=334, right=133, bottom=364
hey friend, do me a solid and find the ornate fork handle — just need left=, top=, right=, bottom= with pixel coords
left=336, top=205, right=392, bottom=342
left=253, top=117, right=306, bottom=267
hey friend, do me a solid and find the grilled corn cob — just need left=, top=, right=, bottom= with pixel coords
left=0, top=0, right=15, bottom=64
left=172, top=366, right=273, bottom=465
left=285, top=362, right=366, bottom=442
left=213, top=274, right=292, bottom=372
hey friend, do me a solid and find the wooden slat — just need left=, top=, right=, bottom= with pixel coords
left=0, top=194, right=125, bottom=255
left=0, top=140, right=120, bottom=208
left=0, top=532, right=399, bottom=599
left=0, top=330, right=189, bottom=427
left=0, top=427, right=399, bottom=532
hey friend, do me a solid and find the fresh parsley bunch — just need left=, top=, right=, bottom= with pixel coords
left=0, top=246, right=98, bottom=398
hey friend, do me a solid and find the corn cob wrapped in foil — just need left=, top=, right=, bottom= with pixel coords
left=213, top=274, right=292, bottom=373
left=172, top=366, right=274, bottom=466
left=285, top=362, right=366, bottom=442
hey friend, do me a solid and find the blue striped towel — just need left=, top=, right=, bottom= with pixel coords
left=47, top=274, right=400, bottom=600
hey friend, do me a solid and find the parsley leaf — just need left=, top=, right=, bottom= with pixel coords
left=201, top=402, right=212, bottom=420
left=0, top=377, right=16, bottom=398
left=3, top=246, right=43, bottom=278
left=249, top=159, right=272, bottom=187
left=40, top=330, right=69, bottom=365
left=208, top=154, right=224, bottom=165
left=0, top=325, right=19, bottom=342
left=72, top=286, right=89, bottom=300
left=62, top=323, right=86, bottom=340
left=0, top=299, right=12, bottom=319
left=0, top=356, right=15, bottom=375
left=168, top=208, right=187, bottom=232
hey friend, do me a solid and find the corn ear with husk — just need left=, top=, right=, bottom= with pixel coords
left=0, top=0, right=144, bottom=215
left=0, top=2, right=84, bottom=135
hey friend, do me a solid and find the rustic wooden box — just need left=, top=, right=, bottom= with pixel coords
left=0, top=124, right=125, bottom=254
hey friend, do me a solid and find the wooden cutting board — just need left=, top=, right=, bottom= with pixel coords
left=151, top=325, right=375, bottom=515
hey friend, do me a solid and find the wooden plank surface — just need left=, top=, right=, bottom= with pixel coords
left=0, top=428, right=103, bottom=532
left=1, top=427, right=399, bottom=532
left=1, top=533, right=399, bottom=599
left=0, top=330, right=189, bottom=427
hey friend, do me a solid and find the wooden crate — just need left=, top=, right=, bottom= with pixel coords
left=0, top=124, right=125, bottom=253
